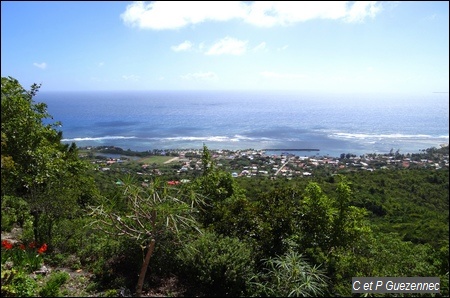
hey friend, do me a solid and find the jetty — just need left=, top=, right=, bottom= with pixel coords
left=263, top=149, right=320, bottom=151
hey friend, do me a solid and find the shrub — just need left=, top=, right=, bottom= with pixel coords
left=38, top=271, right=70, bottom=297
left=177, top=231, right=255, bottom=297
left=1, top=267, right=38, bottom=297
left=51, top=217, right=91, bottom=254
left=250, top=249, right=328, bottom=297
left=1, top=196, right=30, bottom=231
left=86, top=237, right=141, bottom=291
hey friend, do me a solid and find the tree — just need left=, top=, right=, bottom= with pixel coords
left=192, top=144, right=243, bottom=226
left=1, top=76, right=97, bottom=243
left=89, top=177, right=203, bottom=296
left=331, top=177, right=353, bottom=248
left=300, top=182, right=334, bottom=254
left=1, top=76, right=55, bottom=196
left=252, top=187, right=300, bottom=259
left=201, top=143, right=214, bottom=175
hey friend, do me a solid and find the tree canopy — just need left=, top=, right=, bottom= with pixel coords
left=1, top=76, right=98, bottom=243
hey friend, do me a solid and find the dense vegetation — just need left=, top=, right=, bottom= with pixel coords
left=1, top=76, right=449, bottom=297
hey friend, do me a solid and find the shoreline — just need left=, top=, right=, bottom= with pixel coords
left=78, top=143, right=449, bottom=160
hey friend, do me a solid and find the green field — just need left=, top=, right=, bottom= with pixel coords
left=138, top=156, right=177, bottom=164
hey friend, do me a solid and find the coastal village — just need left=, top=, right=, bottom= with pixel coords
left=81, top=145, right=449, bottom=180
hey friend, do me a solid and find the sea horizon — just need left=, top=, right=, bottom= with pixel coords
left=36, top=90, right=449, bottom=158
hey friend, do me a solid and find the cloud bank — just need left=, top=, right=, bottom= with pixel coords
left=121, top=1, right=382, bottom=30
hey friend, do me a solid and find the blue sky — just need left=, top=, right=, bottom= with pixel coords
left=1, top=1, right=448, bottom=94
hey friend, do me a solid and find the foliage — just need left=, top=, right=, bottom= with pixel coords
left=369, top=233, right=445, bottom=277
left=248, top=186, right=301, bottom=260
left=1, top=266, right=39, bottom=297
left=346, top=168, right=448, bottom=248
left=2, top=239, right=47, bottom=273
left=250, top=249, right=328, bottom=297
left=89, top=176, right=202, bottom=242
left=177, top=230, right=255, bottom=297
left=78, top=235, right=135, bottom=290
left=191, top=145, right=244, bottom=226
left=214, top=180, right=304, bottom=253
left=88, top=176, right=203, bottom=296
left=1, top=76, right=99, bottom=245
left=1, top=76, right=63, bottom=194
left=300, top=182, right=334, bottom=254
left=38, top=271, right=70, bottom=297
left=1, top=77, right=448, bottom=297
left=209, top=195, right=257, bottom=240
left=1, top=196, right=30, bottom=231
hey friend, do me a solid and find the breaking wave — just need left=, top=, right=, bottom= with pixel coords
left=62, top=134, right=274, bottom=143
left=329, top=132, right=449, bottom=141
left=62, top=136, right=137, bottom=142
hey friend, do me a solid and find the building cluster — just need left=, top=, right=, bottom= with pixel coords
left=86, top=147, right=449, bottom=179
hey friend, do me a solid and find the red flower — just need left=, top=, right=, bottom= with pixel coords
left=29, top=241, right=37, bottom=249
left=1, top=240, right=13, bottom=250
left=37, top=243, right=47, bottom=254
left=19, top=243, right=26, bottom=250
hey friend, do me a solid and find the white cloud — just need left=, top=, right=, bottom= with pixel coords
left=246, top=2, right=352, bottom=26
left=33, top=62, right=47, bottom=69
left=172, top=38, right=259, bottom=55
left=277, top=45, right=289, bottom=51
left=98, top=62, right=105, bottom=67
left=171, top=40, right=193, bottom=52
left=345, top=1, right=382, bottom=23
left=260, top=71, right=306, bottom=79
left=122, top=75, right=140, bottom=81
left=181, top=71, right=218, bottom=81
left=253, top=42, right=267, bottom=52
left=121, top=1, right=246, bottom=30
left=424, top=13, right=437, bottom=21
left=121, top=1, right=383, bottom=30
left=205, top=37, right=248, bottom=56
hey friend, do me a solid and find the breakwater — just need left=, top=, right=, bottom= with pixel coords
left=263, top=149, right=320, bottom=151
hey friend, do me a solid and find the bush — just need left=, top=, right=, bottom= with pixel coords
left=250, top=249, right=328, bottom=297
left=177, top=231, right=255, bottom=297
left=38, top=271, right=70, bottom=297
left=1, top=196, right=30, bottom=231
left=51, top=217, right=91, bottom=254
left=1, top=267, right=38, bottom=297
left=87, top=237, right=142, bottom=291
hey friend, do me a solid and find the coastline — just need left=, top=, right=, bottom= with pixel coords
left=78, top=143, right=449, bottom=160
left=62, top=135, right=450, bottom=160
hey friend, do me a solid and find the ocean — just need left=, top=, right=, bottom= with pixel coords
left=35, top=90, right=449, bottom=158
